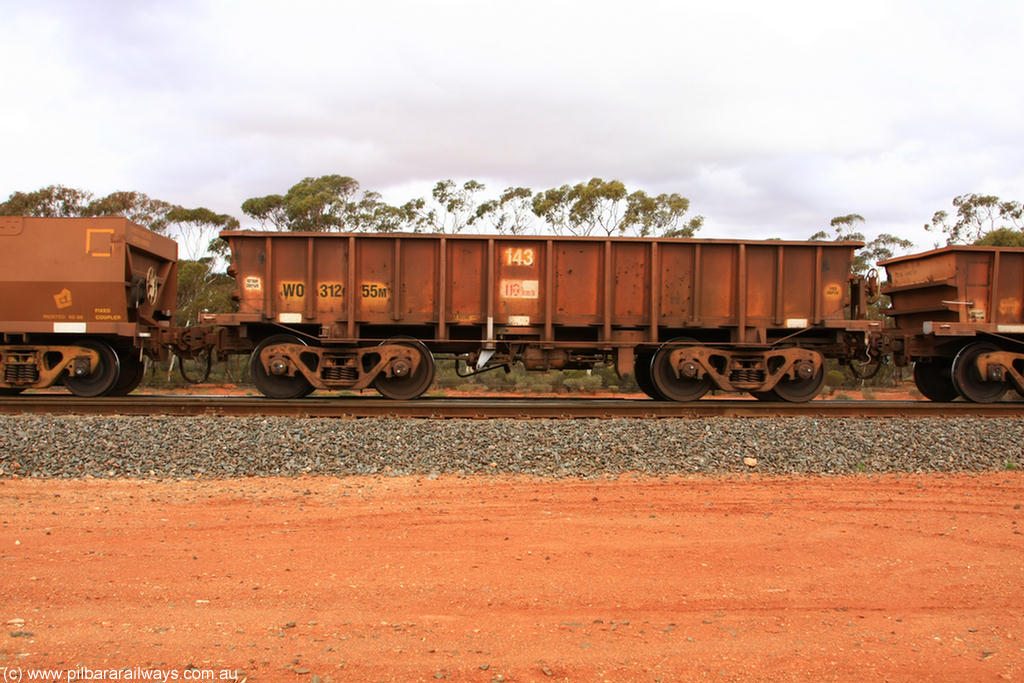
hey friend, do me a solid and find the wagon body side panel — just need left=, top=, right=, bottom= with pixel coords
left=221, top=231, right=861, bottom=344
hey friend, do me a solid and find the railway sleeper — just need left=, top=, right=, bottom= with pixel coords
left=0, top=345, right=102, bottom=390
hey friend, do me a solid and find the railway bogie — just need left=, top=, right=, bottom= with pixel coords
left=245, top=334, right=436, bottom=399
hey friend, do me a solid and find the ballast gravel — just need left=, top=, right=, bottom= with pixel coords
left=1, top=415, right=1022, bottom=478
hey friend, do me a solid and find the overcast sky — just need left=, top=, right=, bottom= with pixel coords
left=2, top=1, right=1022, bottom=250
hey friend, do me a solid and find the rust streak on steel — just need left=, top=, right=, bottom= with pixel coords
left=438, top=237, right=447, bottom=341
left=305, top=236, right=315, bottom=321
left=393, top=238, right=402, bottom=321
left=544, top=239, right=554, bottom=347
left=346, top=235, right=356, bottom=339
left=0, top=396, right=1020, bottom=419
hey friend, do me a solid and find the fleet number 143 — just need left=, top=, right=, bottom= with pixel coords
left=504, top=247, right=535, bottom=266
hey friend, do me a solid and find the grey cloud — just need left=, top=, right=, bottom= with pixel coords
left=2, top=1, right=1022, bottom=252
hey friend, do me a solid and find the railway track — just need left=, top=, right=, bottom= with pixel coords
left=0, top=395, right=1021, bottom=418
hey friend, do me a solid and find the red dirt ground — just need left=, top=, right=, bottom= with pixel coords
left=1, top=473, right=1021, bottom=682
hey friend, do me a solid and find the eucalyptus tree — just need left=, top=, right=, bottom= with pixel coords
left=427, top=179, right=486, bottom=233
left=926, top=193, right=1024, bottom=245
left=165, top=207, right=240, bottom=261
left=532, top=178, right=628, bottom=236
left=474, top=186, right=536, bottom=234
left=533, top=179, right=701, bottom=237
left=623, top=191, right=703, bottom=237
left=0, top=185, right=176, bottom=233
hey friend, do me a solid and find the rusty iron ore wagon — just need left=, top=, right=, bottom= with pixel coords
left=0, top=217, right=179, bottom=396
left=209, top=231, right=874, bottom=401
left=880, top=245, right=1024, bottom=402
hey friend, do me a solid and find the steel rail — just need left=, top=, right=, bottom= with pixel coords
left=0, top=395, right=1021, bottom=418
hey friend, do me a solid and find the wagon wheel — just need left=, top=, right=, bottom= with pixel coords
left=770, top=366, right=826, bottom=403
left=107, top=350, right=146, bottom=396
left=952, top=342, right=1007, bottom=403
left=373, top=338, right=435, bottom=400
left=633, top=351, right=664, bottom=400
left=65, top=339, right=121, bottom=397
left=912, top=359, right=958, bottom=402
left=650, top=339, right=712, bottom=402
left=250, top=334, right=315, bottom=399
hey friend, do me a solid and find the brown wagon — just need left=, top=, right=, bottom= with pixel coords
left=881, top=245, right=1024, bottom=402
left=213, top=231, right=870, bottom=401
left=0, top=217, right=177, bottom=396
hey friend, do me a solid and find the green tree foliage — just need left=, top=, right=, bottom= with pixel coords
left=474, top=186, right=536, bottom=234
left=343, top=190, right=393, bottom=232
left=174, top=260, right=236, bottom=326
left=241, top=175, right=431, bottom=233
left=0, top=185, right=91, bottom=217
left=530, top=185, right=573, bottom=234
left=531, top=177, right=630, bottom=236
left=531, top=178, right=701, bottom=238
left=162, top=208, right=244, bottom=326
left=433, top=360, right=629, bottom=395
left=623, top=191, right=704, bottom=237
left=285, top=175, right=360, bottom=231
left=396, top=198, right=433, bottom=233
left=926, top=193, right=1024, bottom=245
left=244, top=175, right=702, bottom=238
left=344, top=192, right=431, bottom=233
left=974, top=227, right=1024, bottom=246
left=428, top=179, right=486, bottom=233
left=0, top=185, right=176, bottom=233
left=84, top=191, right=177, bottom=233
left=567, top=177, right=628, bottom=236
left=243, top=175, right=361, bottom=232
left=239, top=193, right=288, bottom=230
left=809, top=213, right=866, bottom=243
left=166, top=206, right=240, bottom=261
